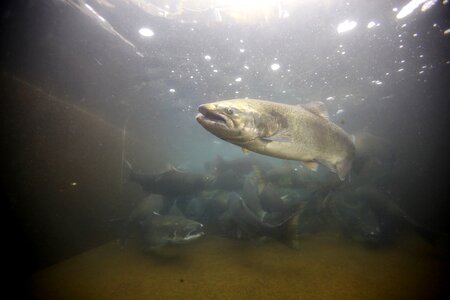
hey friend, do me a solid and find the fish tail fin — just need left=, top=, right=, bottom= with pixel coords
left=336, top=157, right=353, bottom=181
left=281, top=204, right=306, bottom=249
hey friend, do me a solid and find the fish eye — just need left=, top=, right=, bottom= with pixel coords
left=226, top=108, right=235, bottom=115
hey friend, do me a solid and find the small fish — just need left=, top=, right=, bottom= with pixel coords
left=126, top=162, right=208, bottom=196
left=141, top=204, right=205, bottom=252
left=355, top=186, right=439, bottom=244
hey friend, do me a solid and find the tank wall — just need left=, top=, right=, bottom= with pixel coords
left=0, top=73, right=162, bottom=271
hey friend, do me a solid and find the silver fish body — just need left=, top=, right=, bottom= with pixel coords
left=196, top=98, right=355, bottom=180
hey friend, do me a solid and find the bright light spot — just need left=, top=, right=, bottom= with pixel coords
left=213, top=69, right=218, bottom=73
left=399, top=45, right=404, bottom=48
left=421, top=0, right=437, bottom=12
left=419, top=70, right=425, bottom=74
left=204, top=55, right=211, bottom=61
left=71, top=182, right=77, bottom=186
left=240, top=39, right=244, bottom=43
left=419, top=54, right=424, bottom=58
left=401, top=24, right=407, bottom=28
left=444, top=28, right=450, bottom=35
left=85, top=4, right=106, bottom=22
left=392, top=7, right=398, bottom=12
left=367, top=21, right=376, bottom=28
left=413, top=33, right=418, bottom=37
left=270, top=63, right=280, bottom=71
left=169, top=88, right=176, bottom=93
left=341, top=51, right=346, bottom=55
left=139, top=27, right=154, bottom=37
left=371, top=80, right=383, bottom=85
left=326, top=96, right=335, bottom=101
left=396, top=0, right=427, bottom=19
left=235, top=77, right=242, bottom=82
left=400, top=60, right=406, bottom=63
left=235, top=91, right=239, bottom=94
left=239, top=48, right=245, bottom=53
left=337, top=20, right=357, bottom=33
left=282, top=90, right=286, bottom=94
left=397, top=68, right=404, bottom=72
left=336, top=109, right=344, bottom=114
left=244, top=65, right=249, bottom=70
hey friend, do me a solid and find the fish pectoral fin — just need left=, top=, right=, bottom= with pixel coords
left=262, top=129, right=293, bottom=143
left=241, top=147, right=251, bottom=154
left=302, top=161, right=319, bottom=172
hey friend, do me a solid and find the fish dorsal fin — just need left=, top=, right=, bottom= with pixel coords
left=302, top=101, right=329, bottom=120
left=169, top=201, right=184, bottom=216
left=165, top=163, right=176, bottom=171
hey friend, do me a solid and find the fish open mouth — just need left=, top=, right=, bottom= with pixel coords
left=196, top=105, right=229, bottom=128
left=184, top=224, right=205, bottom=241
left=184, top=231, right=204, bottom=241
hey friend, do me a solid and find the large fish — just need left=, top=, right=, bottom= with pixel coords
left=196, top=99, right=355, bottom=180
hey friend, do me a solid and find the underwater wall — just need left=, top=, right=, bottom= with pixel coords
left=0, top=73, right=163, bottom=272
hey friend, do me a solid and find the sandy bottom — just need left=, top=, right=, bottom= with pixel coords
left=31, top=232, right=448, bottom=300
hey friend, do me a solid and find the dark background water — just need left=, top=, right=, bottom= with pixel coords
left=1, top=0, right=449, bottom=296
